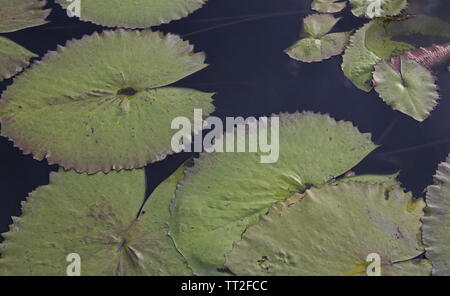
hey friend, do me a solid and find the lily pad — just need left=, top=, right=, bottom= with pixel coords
left=286, top=14, right=350, bottom=63
left=0, top=37, right=36, bottom=80
left=303, top=14, right=341, bottom=37
left=0, top=166, right=191, bottom=276
left=365, top=16, right=450, bottom=60
left=225, top=183, right=430, bottom=276
left=350, top=0, right=407, bottom=18
left=312, top=0, right=347, bottom=13
left=373, top=59, right=438, bottom=122
left=169, top=112, right=377, bottom=275
left=0, top=0, right=50, bottom=33
left=342, top=21, right=384, bottom=92
left=0, top=30, right=214, bottom=173
left=286, top=32, right=350, bottom=63
left=422, top=155, right=450, bottom=275
left=55, top=0, right=207, bottom=28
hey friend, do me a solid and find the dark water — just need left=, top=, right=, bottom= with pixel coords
left=1, top=0, right=450, bottom=241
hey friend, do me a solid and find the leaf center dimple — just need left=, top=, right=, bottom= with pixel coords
left=117, top=87, right=138, bottom=97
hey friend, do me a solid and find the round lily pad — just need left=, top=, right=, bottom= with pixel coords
left=286, top=14, right=350, bottom=63
left=169, top=112, right=377, bottom=275
left=225, top=183, right=430, bottom=276
left=0, top=30, right=214, bottom=173
left=423, top=155, right=450, bottom=275
left=373, top=58, right=438, bottom=122
left=286, top=32, right=350, bottom=63
left=55, top=0, right=207, bottom=28
left=0, top=166, right=191, bottom=276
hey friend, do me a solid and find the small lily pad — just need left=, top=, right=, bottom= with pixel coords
left=225, top=183, right=430, bottom=276
left=55, top=0, right=207, bottom=28
left=312, top=0, right=347, bottom=13
left=0, top=30, right=214, bottom=173
left=0, top=166, right=191, bottom=276
left=286, top=32, right=350, bottom=62
left=350, top=0, right=407, bottom=18
left=373, top=59, right=439, bottom=121
left=286, top=14, right=350, bottom=63
left=303, top=14, right=341, bottom=37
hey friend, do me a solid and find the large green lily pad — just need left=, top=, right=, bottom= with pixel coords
left=349, top=0, right=407, bottom=18
left=225, top=183, right=430, bottom=276
left=169, top=112, right=377, bottom=275
left=373, top=59, right=438, bottom=122
left=286, top=14, right=350, bottom=63
left=55, top=0, right=207, bottom=28
left=0, top=30, right=214, bottom=173
left=0, top=37, right=36, bottom=80
left=0, top=0, right=50, bottom=33
left=423, top=155, right=450, bottom=275
left=0, top=166, right=191, bottom=276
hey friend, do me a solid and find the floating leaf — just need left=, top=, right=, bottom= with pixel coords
left=0, top=0, right=50, bottom=33
left=422, top=155, right=450, bottom=275
left=286, top=14, right=350, bottom=63
left=0, top=166, right=191, bottom=276
left=341, top=21, right=383, bottom=92
left=303, top=14, right=341, bottom=37
left=373, top=59, right=438, bottom=121
left=312, top=0, right=347, bottom=13
left=225, top=183, right=430, bottom=276
left=388, top=43, right=450, bottom=72
left=0, top=37, right=36, bottom=80
left=349, top=0, right=407, bottom=18
left=55, top=0, right=207, bottom=28
left=169, top=112, right=377, bottom=275
left=0, top=30, right=214, bottom=173
left=286, top=32, right=350, bottom=63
